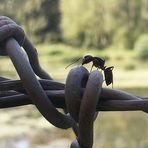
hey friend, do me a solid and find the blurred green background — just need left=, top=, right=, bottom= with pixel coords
left=0, top=0, right=148, bottom=148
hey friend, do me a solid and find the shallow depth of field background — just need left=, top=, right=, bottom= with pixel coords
left=0, top=0, right=148, bottom=148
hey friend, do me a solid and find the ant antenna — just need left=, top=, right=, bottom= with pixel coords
left=65, top=58, right=82, bottom=69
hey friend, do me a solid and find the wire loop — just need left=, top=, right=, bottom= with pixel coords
left=0, top=38, right=148, bottom=148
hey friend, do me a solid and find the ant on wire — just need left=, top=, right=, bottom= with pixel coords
left=81, top=55, right=114, bottom=87
left=66, top=55, right=114, bottom=87
left=81, top=55, right=105, bottom=71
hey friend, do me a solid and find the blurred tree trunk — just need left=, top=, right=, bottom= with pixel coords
left=28, top=0, right=61, bottom=43
left=41, top=0, right=60, bottom=33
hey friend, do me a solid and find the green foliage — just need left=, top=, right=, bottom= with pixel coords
left=134, top=34, right=148, bottom=60
left=21, top=0, right=61, bottom=43
left=0, top=0, right=61, bottom=43
left=0, top=0, right=148, bottom=49
left=61, top=0, right=113, bottom=48
left=61, top=0, right=148, bottom=49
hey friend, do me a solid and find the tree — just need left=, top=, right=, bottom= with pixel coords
left=0, top=0, right=61, bottom=43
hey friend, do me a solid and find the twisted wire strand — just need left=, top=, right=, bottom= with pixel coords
left=0, top=78, right=148, bottom=112
left=4, top=38, right=77, bottom=129
left=0, top=16, right=52, bottom=79
left=78, top=70, right=103, bottom=148
left=0, top=79, right=64, bottom=94
left=65, top=66, right=89, bottom=122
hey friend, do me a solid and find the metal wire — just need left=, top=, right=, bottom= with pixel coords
left=4, top=38, right=77, bottom=130
left=0, top=38, right=147, bottom=148
left=1, top=77, right=148, bottom=111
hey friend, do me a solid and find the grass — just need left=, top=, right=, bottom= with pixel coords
left=35, top=43, right=148, bottom=88
left=1, top=43, right=148, bottom=88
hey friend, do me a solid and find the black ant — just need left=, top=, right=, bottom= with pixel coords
left=81, top=55, right=114, bottom=87
left=66, top=55, right=114, bottom=87
left=81, top=55, right=105, bottom=71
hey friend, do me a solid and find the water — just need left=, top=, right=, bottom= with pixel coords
left=0, top=137, right=29, bottom=148
left=0, top=88, right=147, bottom=148
left=12, top=138, right=29, bottom=148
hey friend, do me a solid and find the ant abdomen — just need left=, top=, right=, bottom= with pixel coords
left=104, top=66, right=114, bottom=86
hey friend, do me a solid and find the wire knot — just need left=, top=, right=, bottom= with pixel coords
left=65, top=66, right=103, bottom=148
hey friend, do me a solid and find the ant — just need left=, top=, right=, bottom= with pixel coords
left=81, top=55, right=105, bottom=71
left=66, top=55, right=114, bottom=87
left=82, top=55, right=114, bottom=87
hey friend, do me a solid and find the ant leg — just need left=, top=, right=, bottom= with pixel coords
left=102, top=71, right=105, bottom=82
left=112, top=83, right=113, bottom=89
left=90, top=64, right=93, bottom=72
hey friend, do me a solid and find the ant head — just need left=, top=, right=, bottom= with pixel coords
left=83, top=55, right=93, bottom=59
left=82, top=55, right=93, bottom=65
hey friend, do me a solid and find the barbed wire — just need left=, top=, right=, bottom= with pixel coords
left=0, top=38, right=148, bottom=148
